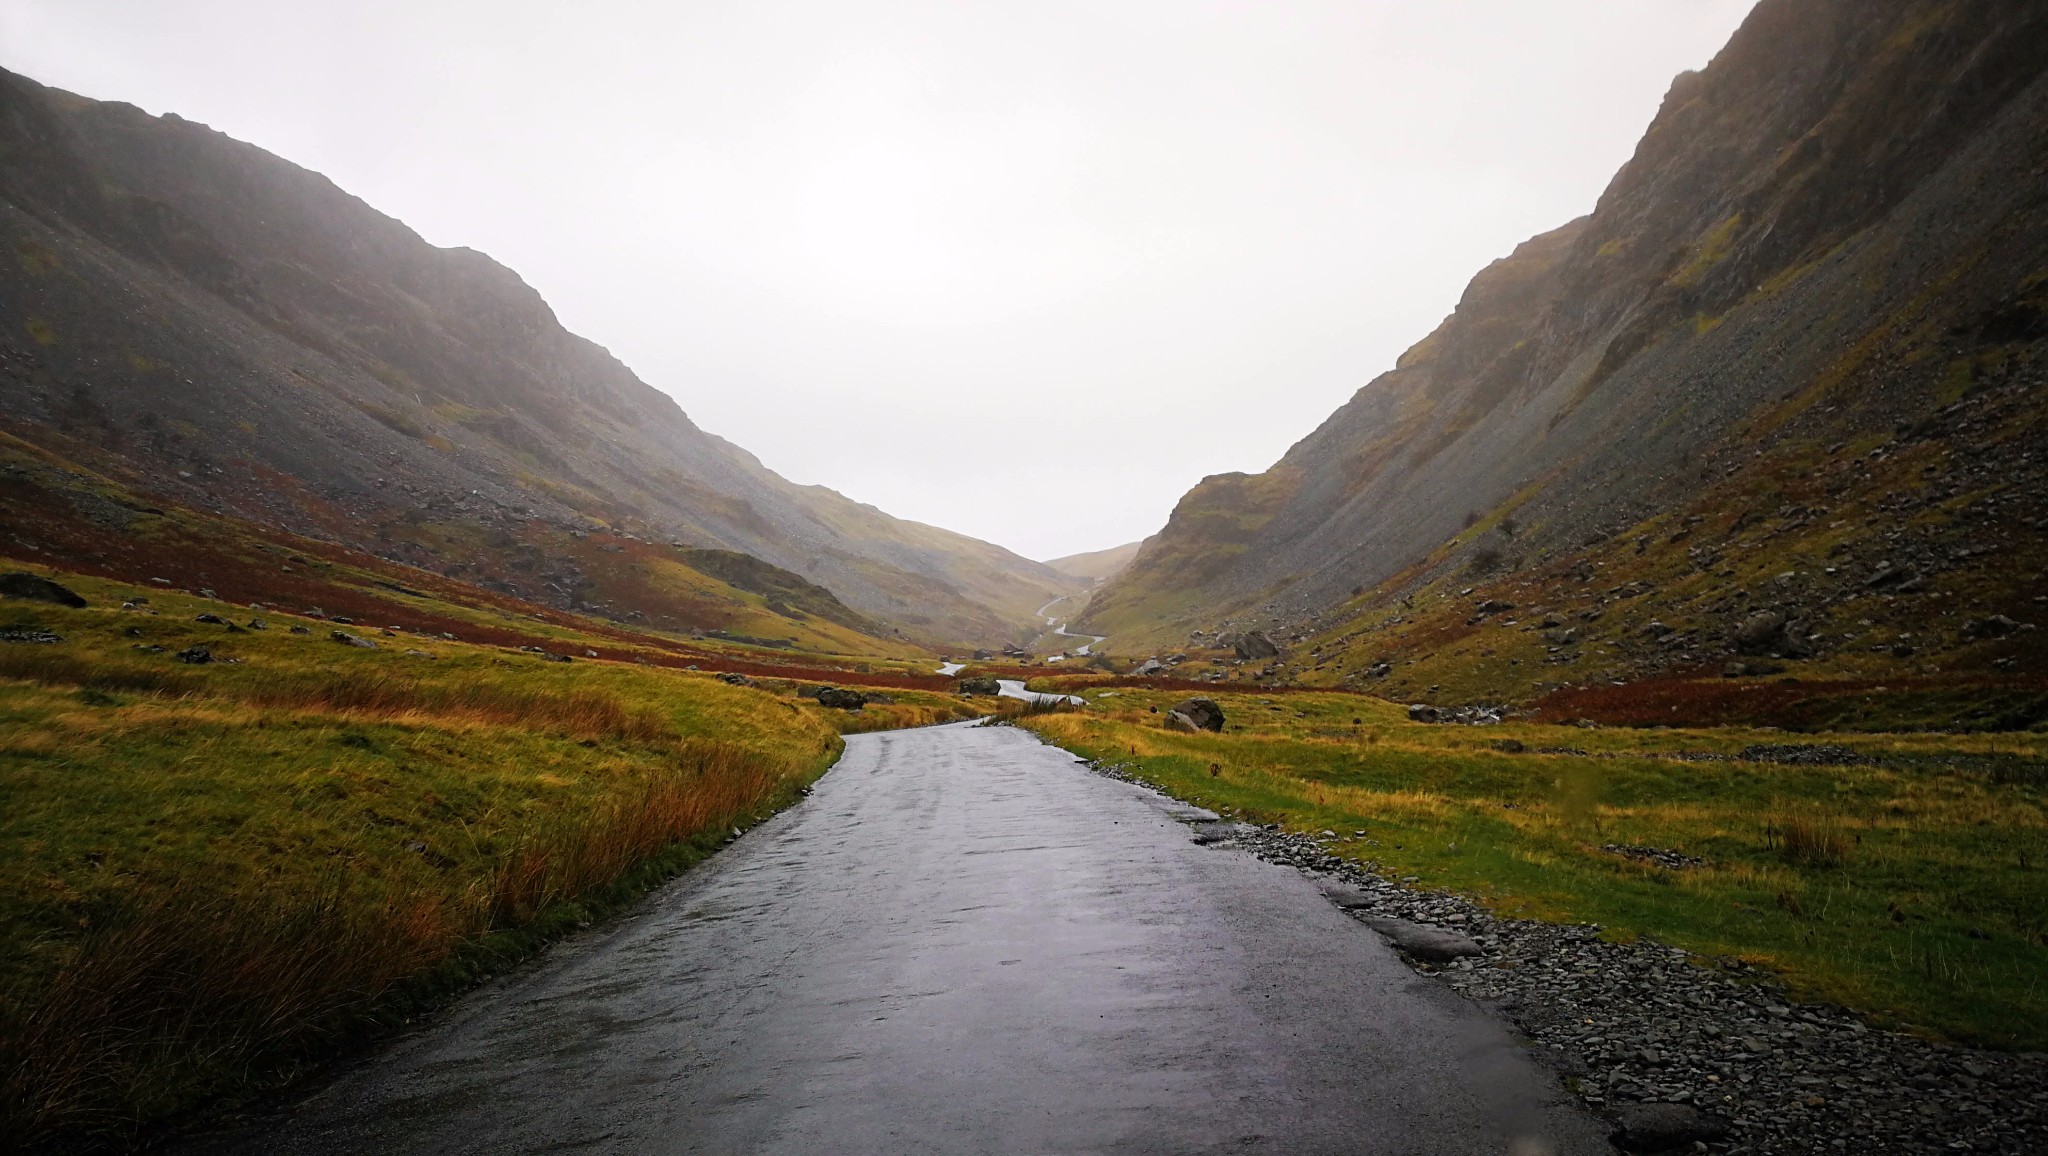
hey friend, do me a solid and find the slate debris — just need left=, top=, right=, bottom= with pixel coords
left=1080, top=756, right=2048, bottom=1155
left=1738, top=744, right=1868, bottom=767
left=1603, top=844, right=1706, bottom=870
left=0, top=628, right=63, bottom=644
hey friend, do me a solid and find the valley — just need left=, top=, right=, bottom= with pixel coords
left=3, top=1, right=2047, bottom=1152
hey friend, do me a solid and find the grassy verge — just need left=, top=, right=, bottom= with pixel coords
left=1021, top=687, right=2048, bottom=1049
left=0, top=579, right=864, bottom=1148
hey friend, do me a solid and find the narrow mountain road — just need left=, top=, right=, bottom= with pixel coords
left=202, top=723, right=1606, bottom=1155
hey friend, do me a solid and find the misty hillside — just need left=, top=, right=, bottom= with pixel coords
left=1081, top=0, right=2048, bottom=707
left=1044, top=540, right=1144, bottom=583
left=0, top=66, right=1081, bottom=647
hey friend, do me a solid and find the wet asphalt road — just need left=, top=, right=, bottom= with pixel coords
left=207, top=722, right=1607, bottom=1155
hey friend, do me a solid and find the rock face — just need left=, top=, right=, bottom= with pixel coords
left=0, top=65, right=1083, bottom=647
left=1076, top=0, right=2048, bottom=651
left=0, top=572, right=86, bottom=608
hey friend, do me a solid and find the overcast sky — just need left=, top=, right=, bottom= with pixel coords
left=2, top=0, right=1755, bottom=561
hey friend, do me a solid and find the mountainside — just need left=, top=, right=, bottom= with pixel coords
left=1044, top=540, right=1144, bottom=584
left=1081, top=0, right=2048, bottom=715
left=0, top=67, right=1081, bottom=647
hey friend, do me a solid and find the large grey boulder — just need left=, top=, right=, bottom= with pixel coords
left=956, top=675, right=1001, bottom=696
left=0, top=572, right=86, bottom=608
left=814, top=687, right=865, bottom=711
left=1227, top=631, right=1279, bottom=660
left=1730, top=610, right=1813, bottom=657
left=1166, top=697, right=1225, bottom=731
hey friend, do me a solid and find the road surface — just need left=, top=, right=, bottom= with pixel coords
left=201, top=722, right=1606, bottom=1155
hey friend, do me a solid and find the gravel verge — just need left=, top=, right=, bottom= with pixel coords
left=1081, top=756, right=2048, bottom=1155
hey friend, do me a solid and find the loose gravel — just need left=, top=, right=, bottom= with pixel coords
left=1082, top=756, right=2048, bottom=1155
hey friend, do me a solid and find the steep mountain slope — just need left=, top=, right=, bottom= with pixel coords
left=1081, top=0, right=2048, bottom=707
left=1045, top=540, right=1144, bottom=583
left=0, top=67, right=1081, bottom=647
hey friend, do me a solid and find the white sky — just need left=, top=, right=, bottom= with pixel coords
left=1, top=0, right=1755, bottom=561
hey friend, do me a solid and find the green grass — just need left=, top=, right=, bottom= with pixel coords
left=0, top=580, right=870, bottom=1147
left=1024, top=688, right=2048, bottom=1050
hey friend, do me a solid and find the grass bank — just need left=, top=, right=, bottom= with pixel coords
left=1021, top=687, right=2048, bottom=1049
left=0, top=578, right=860, bottom=1149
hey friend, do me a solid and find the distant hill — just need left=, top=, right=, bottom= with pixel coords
left=1081, top=0, right=2048, bottom=712
left=0, top=66, right=1082, bottom=647
left=1044, top=541, right=1144, bottom=583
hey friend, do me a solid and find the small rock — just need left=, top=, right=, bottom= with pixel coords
left=1360, top=916, right=1483, bottom=963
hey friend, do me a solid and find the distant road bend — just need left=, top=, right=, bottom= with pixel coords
left=206, top=723, right=1606, bottom=1155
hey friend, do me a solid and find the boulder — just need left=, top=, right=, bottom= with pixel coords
left=1730, top=610, right=1813, bottom=657
left=1608, top=1103, right=1728, bottom=1152
left=331, top=631, right=377, bottom=648
left=860, top=691, right=896, bottom=705
left=1409, top=703, right=1445, bottom=723
left=1167, top=697, right=1225, bottom=731
left=1474, top=598, right=1516, bottom=615
left=815, top=687, right=865, bottom=711
left=175, top=644, right=213, bottom=664
left=972, top=648, right=994, bottom=661
left=1360, top=916, right=1482, bottom=963
left=1229, top=631, right=1279, bottom=661
left=957, top=675, right=1001, bottom=696
left=716, top=672, right=753, bottom=686
left=1962, top=614, right=2026, bottom=640
left=1132, top=658, right=1167, bottom=677
left=0, top=572, right=86, bottom=608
